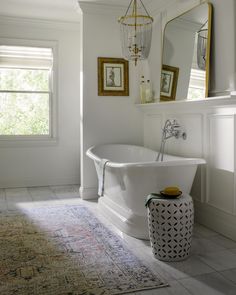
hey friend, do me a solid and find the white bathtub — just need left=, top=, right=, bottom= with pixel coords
left=86, top=144, right=205, bottom=239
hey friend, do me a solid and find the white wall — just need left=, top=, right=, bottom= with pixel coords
left=79, top=3, right=143, bottom=199
left=0, top=17, right=81, bottom=187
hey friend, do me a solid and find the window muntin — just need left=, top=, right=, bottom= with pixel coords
left=0, top=45, right=53, bottom=137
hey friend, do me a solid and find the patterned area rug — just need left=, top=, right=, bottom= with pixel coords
left=0, top=205, right=167, bottom=295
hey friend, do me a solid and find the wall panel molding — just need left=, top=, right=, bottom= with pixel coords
left=139, top=98, right=236, bottom=240
left=206, top=114, right=235, bottom=215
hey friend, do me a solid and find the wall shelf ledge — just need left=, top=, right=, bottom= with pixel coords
left=136, top=94, right=236, bottom=113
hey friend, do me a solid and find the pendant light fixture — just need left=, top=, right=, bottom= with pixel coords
left=118, top=0, right=153, bottom=66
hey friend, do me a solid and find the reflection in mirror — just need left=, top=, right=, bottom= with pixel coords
left=160, top=3, right=212, bottom=101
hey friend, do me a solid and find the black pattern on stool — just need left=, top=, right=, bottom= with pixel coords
left=147, top=194, right=194, bottom=262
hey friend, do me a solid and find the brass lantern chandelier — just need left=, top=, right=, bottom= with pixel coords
left=118, top=0, right=153, bottom=65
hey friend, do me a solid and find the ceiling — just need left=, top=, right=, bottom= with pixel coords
left=0, top=0, right=81, bottom=22
left=79, top=0, right=155, bottom=6
left=0, top=0, right=160, bottom=22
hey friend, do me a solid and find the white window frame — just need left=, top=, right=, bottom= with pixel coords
left=0, top=38, right=58, bottom=146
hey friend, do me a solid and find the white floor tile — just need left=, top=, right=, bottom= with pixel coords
left=230, top=248, right=236, bottom=255
left=163, top=255, right=215, bottom=278
left=132, top=280, right=191, bottom=294
left=220, top=268, right=236, bottom=284
left=131, top=248, right=214, bottom=281
left=5, top=187, right=32, bottom=210
left=197, top=249, right=236, bottom=271
left=5, top=187, right=31, bottom=198
left=179, top=272, right=236, bottom=295
left=191, top=237, right=226, bottom=255
left=28, top=186, right=57, bottom=201
left=50, top=185, right=80, bottom=199
left=208, top=234, right=236, bottom=249
left=193, top=223, right=218, bottom=238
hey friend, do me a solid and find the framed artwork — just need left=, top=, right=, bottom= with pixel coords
left=160, top=65, right=179, bottom=101
left=98, top=57, right=129, bottom=96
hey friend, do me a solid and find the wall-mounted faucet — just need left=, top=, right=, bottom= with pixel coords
left=156, top=119, right=187, bottom=162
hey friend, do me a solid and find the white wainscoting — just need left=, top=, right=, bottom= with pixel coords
left=207, top=114, right=235, bottom=215
left=137, top=96, right=236, bottom=240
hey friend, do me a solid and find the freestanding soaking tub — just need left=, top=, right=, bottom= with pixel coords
left=86, top=144, right=205, bottom=239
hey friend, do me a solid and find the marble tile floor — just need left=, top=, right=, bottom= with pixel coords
left=1, top=185, right=236, bottom=295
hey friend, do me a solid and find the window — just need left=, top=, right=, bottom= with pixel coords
left=0, top=45, right=54, bottom=137
left=187, top=33, right=206, bottom=100
left=187, top=68, right=206, bottom=100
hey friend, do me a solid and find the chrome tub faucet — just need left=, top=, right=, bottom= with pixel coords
left=156, top=119, right=187, bottom=162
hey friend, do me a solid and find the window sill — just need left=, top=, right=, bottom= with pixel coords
left=0, top=136, right=59, bottom=148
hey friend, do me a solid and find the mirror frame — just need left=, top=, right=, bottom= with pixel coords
left=160, top=3, right=213, bottom=101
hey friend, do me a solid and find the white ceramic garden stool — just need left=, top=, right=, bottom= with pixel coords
left=147, top=194, right=194, bottom=262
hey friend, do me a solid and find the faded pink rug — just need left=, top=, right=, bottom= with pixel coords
left=0, top=205, right=167, bottom=294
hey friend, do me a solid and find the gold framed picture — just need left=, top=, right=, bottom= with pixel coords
left=98, top=57, right=129, bottom=96
left=160, top=65, right=179, bottom=101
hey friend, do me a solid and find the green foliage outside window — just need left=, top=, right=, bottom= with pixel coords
left=0, top=69, right=50, bottom=135
left=187, top=87, right=205, bottom=100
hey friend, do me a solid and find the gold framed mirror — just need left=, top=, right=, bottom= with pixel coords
left=160, top=3, right=212, bottom=101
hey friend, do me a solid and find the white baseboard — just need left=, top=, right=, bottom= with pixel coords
left=194, top=200, right=236, bottom=241
left=0, top=177, right=79, bottom=189
left=79, top=186, right=98, bottom=200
